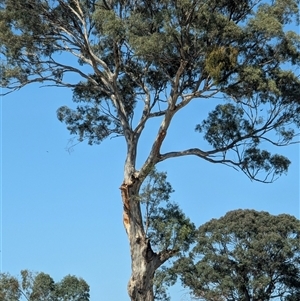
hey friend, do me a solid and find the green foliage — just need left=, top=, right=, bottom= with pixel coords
left=139, top=168, right=196, bottom=300
left=30, top=272, right=56, bottom=301
left=57, top=104, right=116, bottom=145
left=1, top=0, right=299, bottom=181
left=204, top=46, right=238, bottom=84
left=0, top=270, right=90, bottom=301
left=174, top=209, right=300, bottom=301
left=0, top=273, right=20, bottom=301
left=195, top=100, right=295, bottom=181
left=140, top=168, right=196, bottom=255
left=196, top=103, right=246, bottom=149
left=56, top=275, right=90, bottom=301
left=153, top=267, right=176, bottom=301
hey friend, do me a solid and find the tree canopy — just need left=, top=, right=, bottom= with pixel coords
left=0, top=270, right=90, bottom=301
left=1, top=0, right=299, bottom=183
left=1, top=0, right=300, bottom=300
left=173, top=209, right=300, bottom=301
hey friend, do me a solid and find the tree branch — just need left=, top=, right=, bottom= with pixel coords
left=154, top=249, right=179, bottom=269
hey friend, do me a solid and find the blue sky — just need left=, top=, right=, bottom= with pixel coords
left=1, top=78, right=299, bottom=300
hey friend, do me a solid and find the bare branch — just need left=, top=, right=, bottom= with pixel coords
left=158, top=148, right=240, bottom=167
left=156, top=249, right=179, bottom=268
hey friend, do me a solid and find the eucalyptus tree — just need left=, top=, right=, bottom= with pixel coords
left=0, top=270, right=90, bottom=301
left=1, top=0, right=300, bottom=300
left=173, top=209, right=300, bottom=301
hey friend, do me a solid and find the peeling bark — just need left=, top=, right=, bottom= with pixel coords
left=120, top=112, right=180, bottom=300
left=120, top=181, right=152, bottom=300
left=119, top=183, right=131, bottom=235
left=120, top=174, right=174, bottom=301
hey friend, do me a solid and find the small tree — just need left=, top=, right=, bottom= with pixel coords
left=1, top=0, right=300, bottom=300
left=174, top=209, right=300, bottom=301
left=0, top=270, right=90, bottom=301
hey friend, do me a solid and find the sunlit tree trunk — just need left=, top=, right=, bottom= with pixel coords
left=122, top=184, right=173, bottom=301
left=120, top=146, right=172, bottom=301
left=120, top=176, right=156, bottom=300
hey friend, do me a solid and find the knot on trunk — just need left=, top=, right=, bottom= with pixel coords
left=143, top=238, right=155, bottom=263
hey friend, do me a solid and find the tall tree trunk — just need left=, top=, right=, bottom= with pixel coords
left=121, top=133, right=175, bottom=300
left=127, top=237, right=156, bottom=301
left=120, top=177, right=163, bottom=301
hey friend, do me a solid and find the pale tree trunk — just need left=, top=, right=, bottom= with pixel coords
left=120, top=173, right=175, bottom=301
left=120, top=176, right=155, bottom=301
left=120, top=118, right=177, bottom=300
left=120, top=179, right=176, bottom=301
